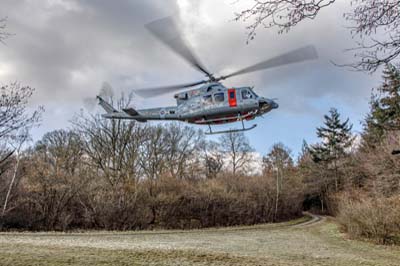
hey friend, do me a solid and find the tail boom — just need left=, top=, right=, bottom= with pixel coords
left=97, top=96, right=147, bottom=122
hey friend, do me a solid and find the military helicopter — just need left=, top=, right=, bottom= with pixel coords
left=98, top=17, right=318, bottom=134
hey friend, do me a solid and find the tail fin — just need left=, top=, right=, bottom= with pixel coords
left=97, top=96, right=117, bottom=113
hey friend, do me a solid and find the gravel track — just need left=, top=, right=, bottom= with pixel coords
left=292, top=212, right=325, bottom=228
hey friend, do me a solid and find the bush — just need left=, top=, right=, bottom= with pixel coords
left=2, top=172, right=304, bottom=231
left=336, top=191, right=400, bottom=244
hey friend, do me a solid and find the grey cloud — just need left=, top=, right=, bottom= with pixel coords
left=0, top=0, right=180, bottom=102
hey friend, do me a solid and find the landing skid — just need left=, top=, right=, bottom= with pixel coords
left=206, top=120, right=257, bottom=135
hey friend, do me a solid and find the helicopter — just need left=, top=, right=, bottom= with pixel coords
left=97, top=17, right=318, bottom=135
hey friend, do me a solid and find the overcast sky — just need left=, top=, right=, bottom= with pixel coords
left=0, top=0, right=382, bottom=156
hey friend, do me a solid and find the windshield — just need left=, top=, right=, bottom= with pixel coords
left=241, top=88, right=258, bottom=99
left=249, top=88, right=258, bottom=97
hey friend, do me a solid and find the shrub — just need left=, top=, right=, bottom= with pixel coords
left=336, top=191, right=400, bottom=244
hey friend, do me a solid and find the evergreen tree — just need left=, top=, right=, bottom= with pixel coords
left=309, top=108, right=354, bottom=191
left=363, top=64, right=400, bottom=146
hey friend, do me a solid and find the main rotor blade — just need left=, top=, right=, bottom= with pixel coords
left=134, top=80, right=207, bottom=98
left=146, top=17, right=213, bottom=79
left=219, top=45, right=318, bottom=80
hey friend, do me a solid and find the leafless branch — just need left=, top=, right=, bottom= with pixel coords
left=235, top=0, right=400, bottom=72
left=0, top=83, right=44, bottom=142
left=234, top=0, right=336, bottom=42
left=0, top=17, right=11, bottom=44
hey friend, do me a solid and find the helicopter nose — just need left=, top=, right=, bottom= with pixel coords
left=258, top=98, right=267, bottom=105
left=259, top=98, right=278, bottom=109
left=272, top=101, right=279, bottom=109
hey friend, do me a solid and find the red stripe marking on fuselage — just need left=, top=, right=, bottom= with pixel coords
left=228, top=88, right=237, bottom=107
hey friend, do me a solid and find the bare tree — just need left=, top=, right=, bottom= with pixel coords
left=27, top=130, right=88, bottom=230
left=163, top=123, right=203, bottom=179
left=1, top=130, right=29, bottom=225
left=235, top=0, right=400, bottom=72
left=263, top=143, right=294, bottom=221
left=138, top=126, right=168, bottom=181
left=200, top=140, right=224, bottom=179
left=0, top=83, right=43, bottom=227
left=0, top=83, right=43, bottom=164
left=75, top=91, right=157, bottom=229
left=74, top=92, right=142, bottom=187
left=219, top=132, right=254, bottom=175
left=74, top=114, right=142, bottom=187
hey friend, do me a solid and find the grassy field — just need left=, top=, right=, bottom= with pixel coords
left=0, top=216, right=399, bottom=266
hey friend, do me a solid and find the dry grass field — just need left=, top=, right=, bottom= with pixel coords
left=0, top=215, right=399, bottom=266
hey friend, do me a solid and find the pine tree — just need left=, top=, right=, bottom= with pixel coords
left=363, top=64, right=400, bottom=146
left=309, top=108, right=354, bottom=191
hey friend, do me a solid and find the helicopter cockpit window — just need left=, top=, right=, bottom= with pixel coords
left=241, top=89, right=253, bottom=100
left=214, top=92, right=224, bottom=103
left=203, top=94, right=212, bottom=104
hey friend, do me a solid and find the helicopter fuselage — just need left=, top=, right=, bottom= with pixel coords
left=99, top=83, right=279, bottom=128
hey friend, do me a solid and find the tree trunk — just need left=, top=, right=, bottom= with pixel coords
left=334, top=157, right=338, bottom=192
left=1, top=151, right=21, bottom=228
left=320, top=196, right=324, bottom=213
left=274, top=170, right=280, bottom=222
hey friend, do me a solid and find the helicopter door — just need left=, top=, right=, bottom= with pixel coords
left=228, top=89, right=237, bottom=107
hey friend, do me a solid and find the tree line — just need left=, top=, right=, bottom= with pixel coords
left=0, top=113, right=303, bottom=230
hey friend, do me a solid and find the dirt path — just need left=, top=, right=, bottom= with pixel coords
left=292, top=212, right=325, bottom=228
left=0, top=216, right=399, bottom=266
